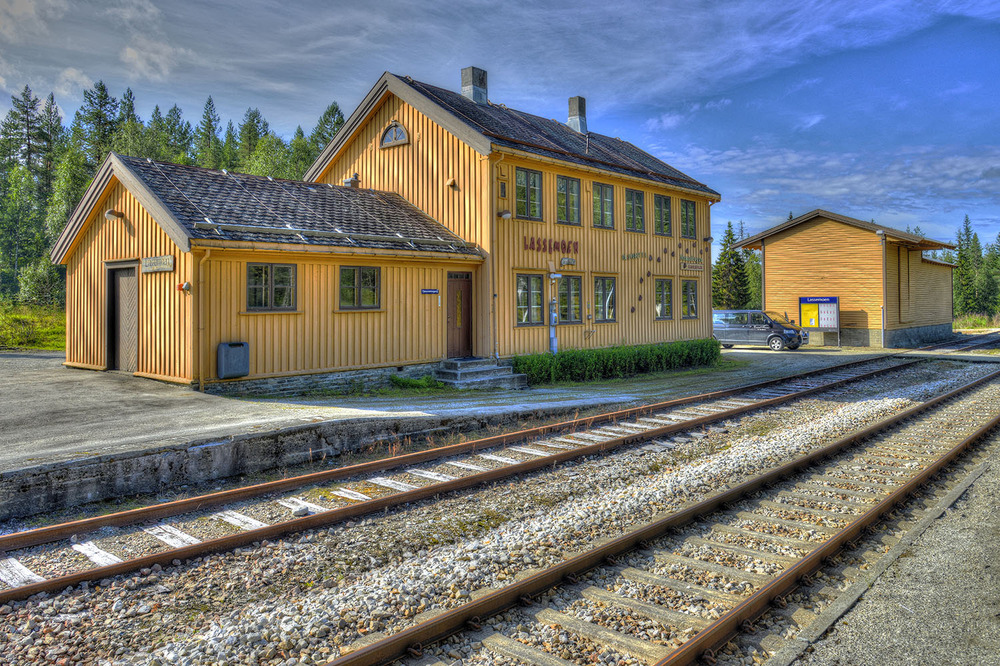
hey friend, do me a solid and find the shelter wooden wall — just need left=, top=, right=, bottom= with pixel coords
left=762, top=217, right=883, bottom=330
left=63, top=180, right=193, bottom=382
left=885, top=246, right=952, bottom=329
left=492, top=154, right=714, bottom=356
left=198, top=249, right=480, bottom=381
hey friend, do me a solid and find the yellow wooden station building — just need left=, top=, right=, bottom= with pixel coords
left=735, top=210, right=955, bottom=348
left=52, top=67, right=719, bottom=392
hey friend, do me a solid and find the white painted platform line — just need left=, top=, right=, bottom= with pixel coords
left=0, top=557, right=44, bottom=586
left=213, top=510, right=268, bottom=530
left=330, top=488, right=371, bottom=501
left=143, top=524, right=201, bottom=548
left=368, top=476, right=420, bottom=491
left=277, top=497, right=327, bottom=513
left=72, top=541, right=123, bottom=566
left=444, top=461, right=487, bottom=472
left=509, top=446, right=552, bottom=457
left=406, top=469, right=456, bottom=482
left=478, top=453, right=519, bottom=464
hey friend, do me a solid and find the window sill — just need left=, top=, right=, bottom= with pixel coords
left=336, top=308, right=385, bottom=313
left=593, top=225, right=615, bottom=231
left=655, top=317, right=674, bottom=321
left=515, top=322, right=546, bottom=327
left=654, top=232, right=672, bottom=237
left=682, top=315, right=699, bottom=320
left=595, top=319, right=617, bottom=324
left=555, top=221, right=582, bottom=227
left=625, top=228, right=646, bottom=234
left=240, top=310, right=302, bottom=315
left=516, top=217, right=546, bottom=224
left=558, top=321, right=584, bottom=326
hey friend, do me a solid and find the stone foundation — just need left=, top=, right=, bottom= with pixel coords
left=204, top=361, right=444, bottom=397
left=807, top=324, right=952, bottom=349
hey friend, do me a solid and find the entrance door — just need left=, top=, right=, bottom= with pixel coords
left=447, top=272, right=473, bottom=358
left=108, top=266, right=138, bottom=372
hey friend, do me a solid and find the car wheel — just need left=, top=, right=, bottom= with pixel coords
left=768, top=336, right=786, bottom=351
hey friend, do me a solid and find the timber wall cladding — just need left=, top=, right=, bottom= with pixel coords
left=316, top=95, right=490, bottom=249
left=65, top=180, right=193, bottom=381
left=493, top=155, right=713, bottom=356
left=202, top=253, right=462, bottom=379
left=764, top=218, right=882, bottom=329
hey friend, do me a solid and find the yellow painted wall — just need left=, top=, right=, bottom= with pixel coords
left=197, top=248, right=480, bottom=381
left=63, top=180, right=194, bottom=382
left=885, top=245, right=952, bottom=329
left=763, top=217, right=882, bottom=330
left=491, top=154, right=714, bottom=355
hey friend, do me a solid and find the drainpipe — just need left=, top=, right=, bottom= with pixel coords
left=491, top=154, right=504, bottom=362
left=197, top=249, right=211, bottom=391
left=877, top=230, right=886, bottom=348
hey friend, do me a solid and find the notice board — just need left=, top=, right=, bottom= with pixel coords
left=799, top=296, right=840, bottom=331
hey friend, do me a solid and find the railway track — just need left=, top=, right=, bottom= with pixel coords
left=0, top=356, right=928, bottom=603
left=329, top=366, right=1000, bottom=666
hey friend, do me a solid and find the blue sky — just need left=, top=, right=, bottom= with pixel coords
left=1, top=0, right=998, bottom=243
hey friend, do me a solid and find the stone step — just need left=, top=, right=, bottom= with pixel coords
left=438, top=373, right=528, bottom=390
left=439, top=357, right=500, bottom=370
left=436, top=366, right=519, bottom=381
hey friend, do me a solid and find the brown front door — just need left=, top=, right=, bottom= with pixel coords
left=447, top=272, right=473, bottom=358
left=108, top=266, right=138, bottom=372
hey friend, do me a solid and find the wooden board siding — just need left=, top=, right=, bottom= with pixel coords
left=198, top=250, right=480, bottom=381
left=886, top=251, right=952, bottom=328
left=64, top=180, right=193, bottom=382
left=762, top=217, right=882, bottom=330
left=492, top=155, right=714, bottom=356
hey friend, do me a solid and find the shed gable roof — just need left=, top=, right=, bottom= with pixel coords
left=734, top=209, right=955, bottom=252
left=51, top=153, right=478, bottom=264
left=304, top=72, right=719, bottom=199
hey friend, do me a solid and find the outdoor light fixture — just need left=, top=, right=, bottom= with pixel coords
left=703, top=236, right=714, bottom=243
left=104, top=209, right=124, bottom=221
left=497, top=210, right=512, bottom=219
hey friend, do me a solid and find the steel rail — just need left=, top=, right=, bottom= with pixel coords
left=320, top=367, right=1000, bottom=666
left=0, top=357, right=915, bottom=554
left=0, top=360, right=919, bottom=603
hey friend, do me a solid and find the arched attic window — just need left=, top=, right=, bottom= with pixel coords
left=380, top=121, right=408, bottom=148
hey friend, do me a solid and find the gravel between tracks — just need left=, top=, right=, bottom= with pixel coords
left=0, top=361, right=993, bottom=665
left=790, top=435, right=1000, bottom=666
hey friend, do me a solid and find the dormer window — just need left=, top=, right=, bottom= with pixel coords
left=380, top=122, right=408, bottom=148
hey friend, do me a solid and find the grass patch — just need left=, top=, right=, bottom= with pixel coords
left=0, top=302, right=64, bottom=350
left=953, top=313, right=1000, bottom=330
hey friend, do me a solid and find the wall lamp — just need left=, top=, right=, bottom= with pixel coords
left=497, top=210, right=512, bottom=220
left=703, top=236, right=714, bottom=243
left=105, top=209, right=125, bottom=221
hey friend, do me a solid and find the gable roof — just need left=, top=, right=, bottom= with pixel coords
left=51, top=153, right=479, bottom=264
left=734, top=209, right=955, bottom=252
left=304, top=72, right=719, bottom=199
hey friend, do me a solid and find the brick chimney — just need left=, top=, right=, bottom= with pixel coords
left=568, top=96, right=587, bottom=133
left=461, top=66, right=488, bottom=105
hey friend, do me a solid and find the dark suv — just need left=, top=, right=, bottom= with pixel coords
left=712, top=310, right=808, bottom=351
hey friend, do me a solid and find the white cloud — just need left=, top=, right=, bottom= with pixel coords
left=644, top=113, right=686, bottom=131
left=0, top=0, right=67, bottom=41
left=103, top=0, right=159, bottom=24
left=705, top=98, right=733, bottom=110
left=795, top=114, right=826, bottom=131
left=120, top=36, right=194, bottom=81
left=54, top=67, right=92, bottom=99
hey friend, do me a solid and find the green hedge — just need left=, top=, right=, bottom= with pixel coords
left=512, top=338, right=721, bottom=385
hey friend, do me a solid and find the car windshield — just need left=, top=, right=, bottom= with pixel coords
left=765, top=311, right=791, bottom=324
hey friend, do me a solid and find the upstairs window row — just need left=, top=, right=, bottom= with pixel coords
left=515, top=167, right=698, bottom=238
left=516, top=274, right=698, bottom=325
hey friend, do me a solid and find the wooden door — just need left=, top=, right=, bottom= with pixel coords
left=447, top=272, right=473, bottom=358
left=108, top=266, right=138, bottom=372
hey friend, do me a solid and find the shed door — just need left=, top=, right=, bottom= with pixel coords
left=447, top=272, right=473, bottom=358
left=109, top=267, right=138, bottom=373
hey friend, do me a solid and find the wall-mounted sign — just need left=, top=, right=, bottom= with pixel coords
left=799, top=296, right=839, bottom=330
left=560, top=257, right=576, bottom=266
left=140, top=255, right=175, bottom=273
left=680, top=255, right=704, bottom=270
left=621, top=251, right=647, bottom=261
left=420, top=288, right=439, bottom=295
left=523, top=236, right=579, bottom=255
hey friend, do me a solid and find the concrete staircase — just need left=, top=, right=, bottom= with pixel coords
left=435, top=357, right=528, bottom=390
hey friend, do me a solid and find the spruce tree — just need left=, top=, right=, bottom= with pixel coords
left=9, top=86, right=41, bottom=174
left=194, top=97, right=221, bottom=169
left=288, top=126, right=314, bottom=179
left=77, top=81, right=119, bottom=168
left=712, top=221, right=750, bottom=309
left=220, top=121, right=239, bottom=170
left=36, top=94, right=63, bottom=204
left=310, top=101, right=344, bottom=152
left=737, top=221, right=762, bottom=309
left=163, top=105, right=192, bottom=164
left=237, top=108, right=269, bottom=167
left=44, top=132, right=89, bottom=242
left=954, top=215, right=977, bottom=315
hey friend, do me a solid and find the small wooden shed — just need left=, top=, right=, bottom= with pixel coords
left=736, top=210, right=955, bottom=348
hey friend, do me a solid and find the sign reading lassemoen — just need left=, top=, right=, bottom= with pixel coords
left=799, top=296, right=839, bottom=330
left=140, top=255, right=175, bottom=273
left=680, top=255, right=704, bottom=271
